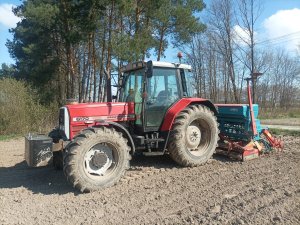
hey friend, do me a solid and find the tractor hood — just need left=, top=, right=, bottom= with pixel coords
left=66, top=102, right=135, bottom=122
left=64, top=102, right=135, bottom=139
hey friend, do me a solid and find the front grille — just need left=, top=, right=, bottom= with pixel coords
left=72, top=125, right=89, bottom=137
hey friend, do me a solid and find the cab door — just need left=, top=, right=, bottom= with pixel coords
left=120, top=69, right=144, bottom=125
left=144, top=67, right=181, bottom=131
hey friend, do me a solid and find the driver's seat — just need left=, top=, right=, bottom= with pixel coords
left=156, top=90, right=169, bottom=105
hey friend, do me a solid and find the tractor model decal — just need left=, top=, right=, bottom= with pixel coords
left=72, top=114, right=136, bottom=123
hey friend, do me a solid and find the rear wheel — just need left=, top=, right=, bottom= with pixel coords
left=63, top=127, right=130, bottom=192
left=168, top=105, right=219, bottom=167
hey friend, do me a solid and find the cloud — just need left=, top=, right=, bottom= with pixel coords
left=0, top=4, right=21, bottom=28
left=233, top=25, right=250, bottom=45
left=233, top=25, right=258, bottom=46
left=262, top=8, right=300, bottom=50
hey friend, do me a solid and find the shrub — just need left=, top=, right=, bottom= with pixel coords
left=0, top=78, right=58, bottom=135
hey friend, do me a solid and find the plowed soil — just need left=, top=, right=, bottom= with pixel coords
left=0, top=136, right=299, bottom=225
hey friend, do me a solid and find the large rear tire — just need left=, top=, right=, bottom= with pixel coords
left=168, top=105, right=219, bottom=167
left=63, top=127, right=130, bottom=193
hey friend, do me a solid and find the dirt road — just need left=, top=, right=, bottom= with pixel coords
left=0, top=137, right=299, bottom=225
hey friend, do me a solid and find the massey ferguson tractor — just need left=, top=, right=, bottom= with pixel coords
left=25, top=60, right=282, bottom=193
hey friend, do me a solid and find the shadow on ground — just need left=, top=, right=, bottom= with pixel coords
left=0, top=161, right=76, bottom=195
left=0, top=153, right=231, bottom=195
left=130, top=154, right=178, bottom=169
left=128, top=152, right=232, bottom=170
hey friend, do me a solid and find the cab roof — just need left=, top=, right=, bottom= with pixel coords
left=121, top=60, right=192, bottom=72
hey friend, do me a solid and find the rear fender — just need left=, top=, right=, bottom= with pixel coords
left=160, top=98, right=218, bottom=132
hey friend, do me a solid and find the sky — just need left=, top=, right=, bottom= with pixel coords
left=0, top=0, right=300, bottom=65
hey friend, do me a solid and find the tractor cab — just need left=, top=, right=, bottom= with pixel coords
left=119, top=61, right=195, bottom=132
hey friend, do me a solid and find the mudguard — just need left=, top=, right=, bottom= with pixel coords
left=160, top=98, right=218, bottom=131
left=106, top=121, right=136, bottom=154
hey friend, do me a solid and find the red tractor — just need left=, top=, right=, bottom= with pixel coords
left=25, top=60, right=219, bottom=192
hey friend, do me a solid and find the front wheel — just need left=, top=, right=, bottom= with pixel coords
left=168, top=105, right=219, bottom=167
left=63, top=127, right=130, bottom=193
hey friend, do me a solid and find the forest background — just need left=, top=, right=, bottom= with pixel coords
left=0, top=0, right=299, bottom=135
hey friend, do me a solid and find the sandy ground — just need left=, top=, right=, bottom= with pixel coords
left=0, top=137, right=299, bottom=225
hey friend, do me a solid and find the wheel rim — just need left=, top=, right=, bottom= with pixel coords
left=186, top=123, right=202, bottom=149
left=83, top=143, right=118, bottom=178
left=186, top=119, right=211, bottom=157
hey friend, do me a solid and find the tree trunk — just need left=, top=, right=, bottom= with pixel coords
left=106, top=0, right=114, bottom=102
left=157, top=27, right=166, bottom=61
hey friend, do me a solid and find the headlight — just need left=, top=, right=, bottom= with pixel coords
left=59, top=107, right=70, bottom=140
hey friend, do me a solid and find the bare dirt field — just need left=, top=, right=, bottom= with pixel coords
left=0, top=137, right=299, bottom=225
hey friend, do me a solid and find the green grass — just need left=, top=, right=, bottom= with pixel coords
left=269, top=128, right=300, bottom=137
left=0, top=134, right=21, bottom=141
left=259, top=108, right=300, bottom=119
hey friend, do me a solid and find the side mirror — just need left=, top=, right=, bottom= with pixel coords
left=146, top=60, right=153, bottom=78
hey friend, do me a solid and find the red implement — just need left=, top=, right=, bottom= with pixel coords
left=217, top=134, right=261, bottom=161
left=262, top=129, right=284, bottom=149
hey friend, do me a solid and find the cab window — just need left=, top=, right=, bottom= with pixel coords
left=145, top=68, right=180, bottom=127
left=120, top=69, right=143, bottom=103
left=120, top=69, right=144, bottom=124
left=184, top=69, right=196, bottom=97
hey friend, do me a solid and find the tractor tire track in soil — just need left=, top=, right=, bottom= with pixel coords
left=0, top=136, right=299, bottom=225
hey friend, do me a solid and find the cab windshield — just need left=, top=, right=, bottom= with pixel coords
left=120, top=69, right=144, bottom=103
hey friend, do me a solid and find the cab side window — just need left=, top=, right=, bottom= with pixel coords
left=184, top=69, right=196, bottom=97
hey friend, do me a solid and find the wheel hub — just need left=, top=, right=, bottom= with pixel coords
left=84, top=144, right=113, bottom=176
left=91, top=152, right=108, bottom=168
left=186, top=124, right=201, bottom=149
